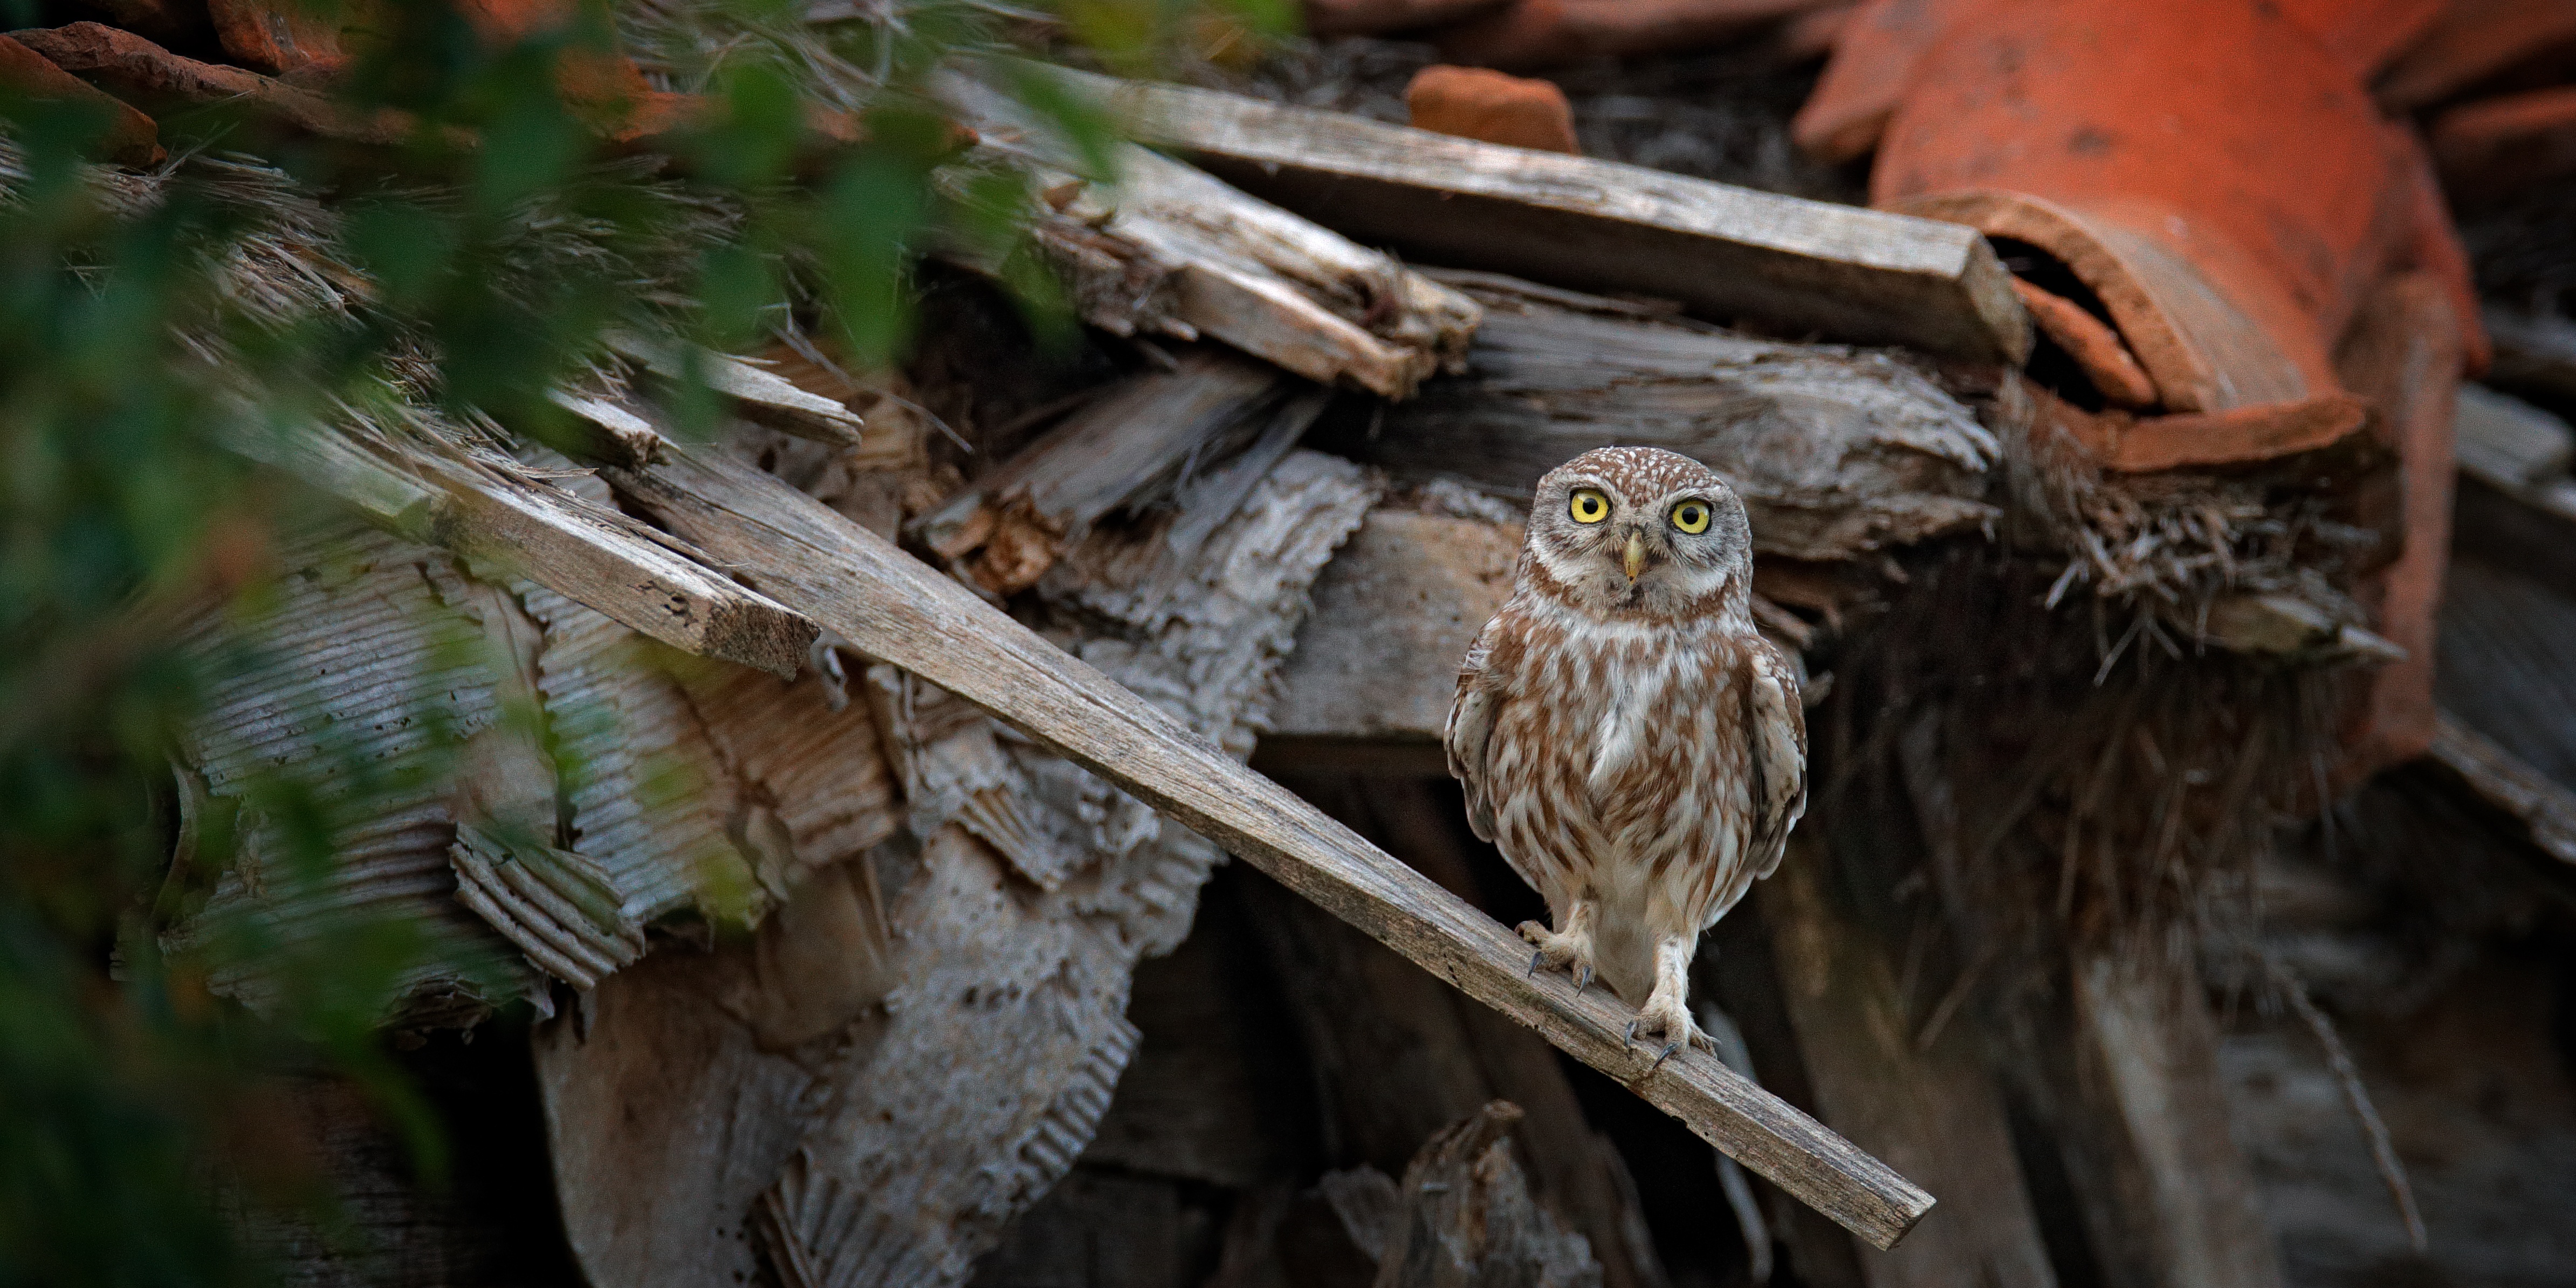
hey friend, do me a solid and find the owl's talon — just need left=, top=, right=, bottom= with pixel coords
left=1624, top=1018, right=1640, bottom=1044
left=1516, top=917, right=1599, bottom=996
left=1648, top=1040, right=1682, bottom=1073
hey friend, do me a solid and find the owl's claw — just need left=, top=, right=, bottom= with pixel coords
left=1516, top=919, right=1600, bottom=998
left=1628, top=995, right=1713, bottom=1062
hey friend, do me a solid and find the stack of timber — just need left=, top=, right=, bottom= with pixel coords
left=104, top=26, right=2576, bottom=1288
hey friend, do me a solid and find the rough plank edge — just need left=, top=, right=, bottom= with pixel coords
left=230, top=421, right=818, bottom=678
left=2424, top=713, right=2576, bottom=868
left=1056, top=67, right=2029, bottom=366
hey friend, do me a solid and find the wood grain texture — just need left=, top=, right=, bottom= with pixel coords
left=1369, top=1102, right=1603, bottom=1288
left=420, top=456, right=818, bottom=679
left=1335, top=278, right=1999, bottom=563
left=1269, top=509, right=1522, bottom=744
left=1059, top=69, right=2028, bottom=365
left=2435, top=552, right=2576, bottom=795
left=534, top=918, right=834, bottom=1288
left=606, top=333, right=866, bottom=447
left=1757, top=838, right=2058, bottom=1288
left=2063, top=953, right=2286, bottom=1288
left=2422, top=716, right=2576, bottom=868
left=908, top=348, right=1287, bottom=590
left=604, top=440, right=1937, bottom=1250
left=943, top=74, right=1480, bottom=400
left=238, top=422, right=819, bottom=679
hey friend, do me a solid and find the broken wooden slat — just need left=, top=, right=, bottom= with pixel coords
left=909, top=347, right=1287, bottom=593
left=605, top=333, right=867, bottom=448
left=1081, top=147, right=1478, bottom=399
left=943, top=74, right=1481, bottom=400
left=602, top=439, right=1937, bottom=1250
left=2423, top=715, right=2576, bottom=869
left=1059, top=68, right=2029, bottom=365
left=418, top=455, right=818, bottom=680
left=2454, top=383, right=2575, bottom=491
left=2059, top=951, right=2289, bottom=1288
left=2200, top=593, right=2406, bottom=663
left=229, top=418, right=819, bottom=679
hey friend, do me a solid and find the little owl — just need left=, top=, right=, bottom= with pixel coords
left=1445, top=446, right=1806, bottom=1064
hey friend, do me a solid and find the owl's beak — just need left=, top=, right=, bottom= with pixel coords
left=1622, top=530, right=1647, bottom=581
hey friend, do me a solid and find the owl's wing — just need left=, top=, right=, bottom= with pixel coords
left=1743, top=639, right=1809, bottom=880
left=1445, top=615, right=1508, bottom=844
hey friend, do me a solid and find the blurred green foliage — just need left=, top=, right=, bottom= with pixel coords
left=0, top=0, right=1283, bottom=1280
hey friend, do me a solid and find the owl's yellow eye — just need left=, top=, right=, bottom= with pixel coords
left=1569, top=489, right=1610, bottom=524
left=1670, top=501, right=1711, bottom=534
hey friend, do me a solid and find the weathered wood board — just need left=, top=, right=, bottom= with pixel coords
left=1268, top=508, right=1522, bottom=748
left=1756, top=838, right=2059, bottom=1288
left=1056, top=69, right=2030, bottom=365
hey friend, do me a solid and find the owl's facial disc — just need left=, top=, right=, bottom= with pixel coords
left=1527, top=448, right=1752, bottom=623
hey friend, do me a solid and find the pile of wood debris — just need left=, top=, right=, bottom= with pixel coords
left=24, top=0, right=2576, bottom=1285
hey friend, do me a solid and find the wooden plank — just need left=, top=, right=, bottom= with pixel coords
left=227, top=419, right=817, bottom=678
left=1059, top=69, right=2030, bottom=365
left=942, top=76, right=1480, bottom=401
left=2062, top=952, right=2286, bottom=1288
left=1757, top=837, right=2059, bottom=1288
left=908, top=347, right=1287, bottom=593
left=602, top=439, right=1936, bottom=1250
left=419, top=458, right=817, bottom=679
left=2454, top=383, right=2574, bottom=489
left=605, top=333, right=865, bottom=448
left=2423, top=715, right=2576, bottom=869
left=1370, top=1102, right=1602, bottom=1287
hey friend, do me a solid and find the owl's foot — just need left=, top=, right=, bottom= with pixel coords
left=1625, top=995, right=1716, bottom=1072
left=1516, top=920, right=1599, bottom=995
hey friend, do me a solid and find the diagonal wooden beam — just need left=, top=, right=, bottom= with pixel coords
left=603, top=440, right=1938, bottom=1250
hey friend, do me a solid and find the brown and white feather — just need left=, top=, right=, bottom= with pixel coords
left=1446, top=447, right=1805, bottom=1012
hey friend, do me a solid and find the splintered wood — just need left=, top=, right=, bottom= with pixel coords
left=941, top=74, right=1480, bottom=401
left=602, top=440, right=1936, bottom=1250
left=1056, top=68, right=2030, bottom=365
left=909, top=348, right=1298, bottom=594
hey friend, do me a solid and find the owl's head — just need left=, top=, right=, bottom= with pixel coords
left=1523, top=447, right=1753, bottom=620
